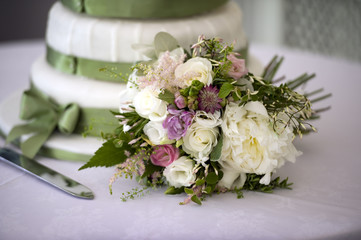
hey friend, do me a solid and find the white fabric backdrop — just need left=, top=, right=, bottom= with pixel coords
left=0, top=41, right=360, bottom=240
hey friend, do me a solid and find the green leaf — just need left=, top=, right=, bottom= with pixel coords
left=164, top=186, right=184, bottom=195
left=191, top=195, right=202, bottom=205
left=204, top=186, right=212, bottom=194
left=184, top=188, right=194, bottom=195
left=79, top=139, right=133, bottom=170
left=195, top=179, right=206, bottom=186
left=218, top=82, right=234, bottom=98
left=205, top=172, right=219, bottom=185
left=158, top=89, right=175, bottom=104
left=142, top=162, right=163, bottom=178
left=210, top=134, right=223, bottom=161
left=154, top=32, right=179, bottom=57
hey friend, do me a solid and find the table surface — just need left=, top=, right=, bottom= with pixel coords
left=0, top=40, right=361, bottom=240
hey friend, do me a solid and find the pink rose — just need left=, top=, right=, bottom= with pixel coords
left=150, top=144, right=180, bottom=167
left=227, top=54, right=247, bottom=79
left=174, top=95, right=187, bottom=109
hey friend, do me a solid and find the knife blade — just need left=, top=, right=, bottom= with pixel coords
left=0, top=148, right=94, bottom=199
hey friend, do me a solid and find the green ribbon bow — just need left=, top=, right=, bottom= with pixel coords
left=6, top=89, right=80, bottom=159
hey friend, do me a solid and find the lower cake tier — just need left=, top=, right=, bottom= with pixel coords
left=31, top=56, right=127, bottom=109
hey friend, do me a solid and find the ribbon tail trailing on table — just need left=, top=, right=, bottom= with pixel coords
left=6, top=88, right=80, bottom=158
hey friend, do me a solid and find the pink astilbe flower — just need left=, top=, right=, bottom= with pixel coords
left=197, top=85, right=223, bottom=113
left=137, top=51, right=186, bottom=92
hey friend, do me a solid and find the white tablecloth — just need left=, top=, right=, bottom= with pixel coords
left=0, top=40, right=360, bottom=240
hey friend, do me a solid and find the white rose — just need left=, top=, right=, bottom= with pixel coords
left=119, top=71, right=140, bottom=112
left=143, top=121, right=174, bottom=145
left=175, top=57, right=213, bottom=86
left=220, top=101, right=301, bottom=185
left=133, top=87, right=168, bottom=122
left=194, top=111, right=222, bottom=128
left=163, top=156, right=196, bottom=188
left=217, top=168, right=247, bottom=190
left=182, top=122, right=219, bottom=163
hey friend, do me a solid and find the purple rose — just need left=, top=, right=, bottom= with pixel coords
left=150, top=144, right=180, bottom=167
left=163, top=106, right=194, bottom=140
left=227, top=54, right=247, bottom=79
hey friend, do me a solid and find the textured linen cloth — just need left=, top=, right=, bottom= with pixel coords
left=0, top=41, right=360, bottom=240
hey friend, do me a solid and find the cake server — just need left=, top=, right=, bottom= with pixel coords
left=0, top=148, right=94, bottom=199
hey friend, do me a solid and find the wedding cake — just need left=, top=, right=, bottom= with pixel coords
left=1, top=0, right=256, bottom=161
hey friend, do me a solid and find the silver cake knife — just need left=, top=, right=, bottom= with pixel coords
left=0, top=148, right=94, bottom=199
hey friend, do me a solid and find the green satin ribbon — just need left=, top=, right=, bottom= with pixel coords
left=6, top=87, right=119, bottom=158
left=47, top=45, right=248, bottom=82
left=47, top=46, right=132, bottom=82
left=1, top=129, right=92, bottom=162
left=61, top=0, right=229, bottom=19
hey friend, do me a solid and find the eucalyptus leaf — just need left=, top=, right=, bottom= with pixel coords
left=132, top=43, right=157, bottom=60
left=154, top=32, right=179, bottom=57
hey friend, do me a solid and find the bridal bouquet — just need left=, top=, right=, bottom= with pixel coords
left=79, top=32, right=329, bottom=205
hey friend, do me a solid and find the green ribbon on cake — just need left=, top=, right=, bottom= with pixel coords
left=47, top=46, right=132, bottom=82
left=61, top=0, right=228, bottom=19
left=47, top=45, right=248, bottom=82
left=6, top=87, right=118, bottom=159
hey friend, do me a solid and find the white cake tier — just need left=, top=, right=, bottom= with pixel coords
left=46, top=1, right=247, bottom=63
left=31, top=56, right=126, bottom=109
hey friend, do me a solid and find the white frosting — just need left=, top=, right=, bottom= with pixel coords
left=46, top=1, right=247, bottom=63
left=31, top=56, right=126, bottom=109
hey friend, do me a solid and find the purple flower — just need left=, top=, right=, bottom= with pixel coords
left=163, top=106, right=194, bottom=140
left=174, top=95, right=187, bottom=109
left=197, top=85, right=223, bottom=113
left=150, top=144, right=180, bottom=167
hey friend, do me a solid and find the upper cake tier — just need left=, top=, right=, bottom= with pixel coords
left=46, top=1, right=247, bottom=64
left=61, top=0, right=229, bottom=19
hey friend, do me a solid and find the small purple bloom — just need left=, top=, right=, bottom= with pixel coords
left=175, top=95, right=187, bottom=109
left=197, top=85, right=223, bottom=113
left=163, top=106, right=194, bottom=140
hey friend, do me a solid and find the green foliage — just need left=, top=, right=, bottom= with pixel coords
left=205, top=172, right=219, bottom=185
left=191, top=195, right=202, bottom=205
left=164, top=186, right=184, bottom=195
left=218, top=82, right=235, bottom=98
left=210, top=134, right=223, bottom=161
left=79, top=139, right=134, bottom=170
left=158, top=89, right=175, bottom=104
left=242, top=174, right=293, bottom=193
left=120, top=187, right=149, bottom=202
left=154, top=32, right=179, bottom=57
left=141, top=162, right=163, bottom=178
left=180, top=80, right=205, bottom=97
